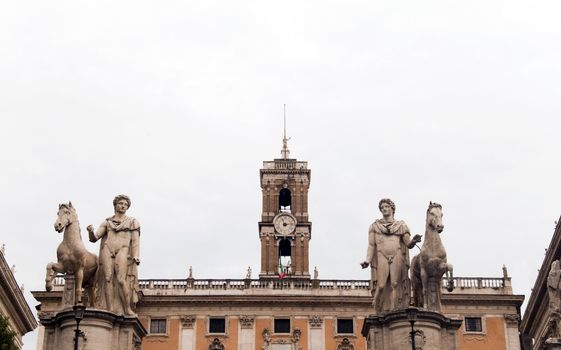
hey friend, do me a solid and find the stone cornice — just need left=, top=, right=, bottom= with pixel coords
left=361, top=309, right=463, bottom=337
left=521, top=216, right=561, bottom=333
left=443, top=293, right=525, bottom=307
left=40, top=308, right=147, bottom=337
left=0, top=251, right=37, bottom=333
left=134, top=293, right=524, bottom=310
left=138, top=294, right=369, bottom=308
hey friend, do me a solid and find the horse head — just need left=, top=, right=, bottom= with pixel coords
left=426, top=201, right=444, bottom=233
left=54, top=202, right=77, bottom=232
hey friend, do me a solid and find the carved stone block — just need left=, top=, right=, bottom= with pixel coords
left=239, top=315, right=255, bottom=329
left=181, top=315, right=196, bottom=328
left=504, top=314, right=520, bottom=325
left=62, top=274, right=76, bottom=308
left=309, top=315, right=323, bottom=328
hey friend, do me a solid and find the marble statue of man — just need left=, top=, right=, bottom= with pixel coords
left=361, top=198, right=421, bottom=313
left=548, top=259, right=561, bottom=338
left=88, top=195, right=140, bottom=315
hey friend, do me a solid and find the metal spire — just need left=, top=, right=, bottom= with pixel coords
left=281, top=104, right=290, bottom=159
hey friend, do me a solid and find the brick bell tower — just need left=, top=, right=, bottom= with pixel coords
left=259, top=123, right=311, bottom=280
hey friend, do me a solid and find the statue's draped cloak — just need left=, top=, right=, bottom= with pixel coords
left=366, top=219, right=411, bottom=311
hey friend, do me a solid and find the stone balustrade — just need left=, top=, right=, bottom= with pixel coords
left=50, top=276, right=510, bottom=294
left=134, top=279, right=370, bottom=290
left=445, top=276, right=504, bottom=289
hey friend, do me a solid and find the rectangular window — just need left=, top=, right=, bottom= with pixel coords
left=150, top=319, right=167, bottom=334
left=465, top=317, right=483, bottom=332
left=337, top=318, right=354, bottom=334
left=209, top=317, right=226, bottom=333
left=274, top=318, right=291, bottom=333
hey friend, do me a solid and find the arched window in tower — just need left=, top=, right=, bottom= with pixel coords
left=278, top=238, right=292, bottom=277
left=279, top=187, right=291, bottom=213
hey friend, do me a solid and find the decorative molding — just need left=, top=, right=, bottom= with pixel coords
left=181, top=315, right=196, bottom=328
left=292, top=328, right=302, bottom=345
left=262, top=328, right=271, bottom=350
left=133, top=334, right=142, bottom=350
left=239, top=315, right=255, bottom=329
left=504, top=314, right=520, bottom=325
left=408, top=330, right=426, bottom=349
left=208, top=338, right=225, bottom=350
left=309, top=315, right=323, bottom=328
left=262, top=328, right=302, bottom=350
left=464, top=335, right=486, bottom=342
left=337, top=338, right=354, bottom=350
left=38, top=311, right=55, bottom=320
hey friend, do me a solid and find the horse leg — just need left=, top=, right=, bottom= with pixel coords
left=420, top=265, right=428, bottom=309
left=86, top=284, right=96, bottom=307
left=75, top=266, right=84, bottom=304
left=83, top=256, right=98, bottom=307
left=45, top=262, right=64, bottom=291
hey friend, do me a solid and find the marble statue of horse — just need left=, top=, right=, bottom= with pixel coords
left=45, top=202, right=98, bottom=305
left=411, top=202, right=454, bottom=311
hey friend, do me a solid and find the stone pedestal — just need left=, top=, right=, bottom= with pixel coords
left=39, top=308, right=146, bottom=350
left=361, top=309, right=462, bottom=350
left=62, top=274, right=76, bottom=308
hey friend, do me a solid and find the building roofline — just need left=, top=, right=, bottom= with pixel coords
left=521, top=217, right=561, bottom=333
left=0, top=250, right=38, bottom=333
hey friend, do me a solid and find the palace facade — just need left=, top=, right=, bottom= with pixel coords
left=0, top=247, right=37, bottom=349
left=34, top=143, right=524, bottom=350
left=520, top=220, right=561, bottom=349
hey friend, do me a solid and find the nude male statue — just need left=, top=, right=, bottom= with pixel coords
left=88, top=195, right=140, bottom=315
left=361, top=198, right=421, bottom=313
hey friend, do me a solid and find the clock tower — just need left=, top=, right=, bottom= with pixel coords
left=259, top=132, right=312, bottom=279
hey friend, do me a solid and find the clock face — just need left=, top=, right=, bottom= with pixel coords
left=273, top=214, right=297, bottom=235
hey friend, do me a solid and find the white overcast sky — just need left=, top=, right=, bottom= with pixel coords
left=1, top=1, right=560, bottom=348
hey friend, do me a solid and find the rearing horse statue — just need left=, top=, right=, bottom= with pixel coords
left=411, top=202, right=454, bottom=312
left=45, top=202, right=98, bottom=305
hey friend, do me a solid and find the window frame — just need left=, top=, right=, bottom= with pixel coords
left=207, top=316, right=228, bottom=335
left=464, top=316, right=485, bottom=334
left=273, top=317, right=292, bottom=334
left=149, top=317, right=168, bottom=336
left=335, top=317, right=355, bottom=335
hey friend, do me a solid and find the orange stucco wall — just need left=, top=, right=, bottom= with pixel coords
left=194, top=317, right=239, bottom=349
left=227, top=318, right=239, bottom=349
left=138, top=316, right=509, bottom=350
left=324, top=318, right=335, bottom=350
left=293, top=318, right=308, bottom=350
left=458, top=317, right=506, bottom=350
left=141, top=318, right=180, bottom=350
left=324, top=318, right=366, bottom=350
left=356, top=318, right=367, bottom=350
left=255, top=318, right=271, bottom=350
